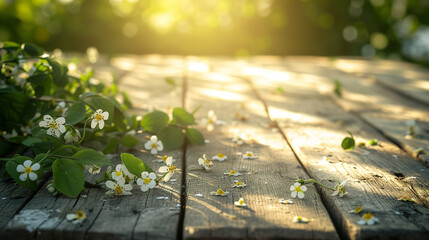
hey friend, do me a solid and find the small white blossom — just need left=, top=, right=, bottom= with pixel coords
left=224, top=170, right=242, bottom=176
left=349, top=206, right=362, bottom=213
left=405, top=120, right=420, bottom=138
left=212, top=153, right=227, bottom=161
left=105, top=178, right=132, bottom=196
left=201, top=110, right=217, bottom=131
left=137, top=171, right=157, bottom=192
left=293, top=216, right=309, bottom=223
left=234, top=198, right=247, bottom=207
left=16, top=160, right=41, bottom=181
left=111, top=164, right=124, bottom=181
left=198, top=154, right=213, bottom=170
left=153, top=155, right=176, bottom=163
left=88, top=165, right=101, bottom=175
left=67, top=210, right=87, bottom=224
left=232, top=133, right=245, bottom=145
left=39, top=115, right=66, bottom=138
left=210, top=188, right=229, bottom=196
left=111, top=164, right=135, bottom=183
left=233, top=180, right=247, bottom=188
left=158, top=156, right=176, bottom=182
left=55, top=101, right=68, bottom=117
left=290, top=182, right=307, bottom=199
left=332, top=180, right=348, bottom=197
left=64, top=129, right=81, bottom=144
left=279, top=199, right=294, bottom=204
left=357, top=213, right=379, bottom=225
left=91, top=109, right=109, bottom=129
left=144, top=135, right=164, bottom=154
left=242, top=151, right=256, bottom=160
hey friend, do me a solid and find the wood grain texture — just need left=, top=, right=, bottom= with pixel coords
left=249, top=72, right=429, bottom=240
left=183, top=67, right=339, bottom=239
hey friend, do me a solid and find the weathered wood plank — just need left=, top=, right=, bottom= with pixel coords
left=183, top=65, right=339, bottom=239
left=245, top=65, right=429, bottom=240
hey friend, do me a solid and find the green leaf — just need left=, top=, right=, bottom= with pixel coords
left=103, top=137, right=118, bottom=154
left=48, top=59, right=68, bottom=87
left=341, top=131, right=355, bottom=150
left=141, top=110, right=169, bottom=134
left=2, top=41, right=20, bottom=50
left=158, top=126, right=184, bottom=149
left=65, top=102, right=86, bottom=125
left=121, top=153, right=153, bottom=176
left=165, top=77, right=177, bottom=86
left=27, top=73, right=49, bottom=85
left=22, top=136, right=43, bottom=147
left=186, top=128, right=204, bottom=145
left=113, top=107, right=127, bottom=131
left=53, top=158, right=84, bottom=197
left=119, top=134, right=139, bottom=148
left=334, top=80, right=342, bottom=97
left=122, top=92, right=133, bottom=109
left=369, top=139, right=378, bottom=146
left=173, top=107, right=195, bottom=126
left=22, top=43, right=44, bottom=57
left=72, top=149, right=112, bottom=166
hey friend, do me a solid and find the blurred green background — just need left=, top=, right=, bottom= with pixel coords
left=1, top=0, right=429, bottom=64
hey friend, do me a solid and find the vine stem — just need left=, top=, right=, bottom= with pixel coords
left=77, top=118, right=91, bottom=144
left=296, top=178, right=336, bottom=191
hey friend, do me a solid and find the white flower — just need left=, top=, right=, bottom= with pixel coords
left=232, top=133, right=245, bottom=145
left=64, top=129, right=81, bottom=144
left=87, top=47, right=99, bottom=63
left=212, top=153, right=227, bottom=161
left=153, top=155, right=176, bottom=163
left=357, top=213, right=379, bottom=225
left=279, top=199, right=294, bottom=204
left=91, top=109, right=109, bottom=129
left=234, top=197, right=247, bottom=207
left=111, top=164, right=135, bottom=183
left=233, top=180, right=247, bottom=188
left=16, top=160, right=41, bottom=181
left=144, top=135, right=164, bottom=154
left=224, top=170, right=242, bottom=176
left=198, top=154, right=213, bottom=170
left=158, top=156, right=176, bottom=182
left=332, top=180, right=348, bottom=197
left=121, top=165, right=136, bottom=184
left=111, top=164, right=124, bottom=181
left=105, top=178, right=132, bottom=196
left=290, top=182, right=307, bottom=199
left=136, top=171, right=157, bottom=192
left=210, top=188, right=229, bottom=196
left=46, top=182, right=58, bottom=195
left=55, top=101, right=68, bottom=117
left=293, top=216, right=309, bottom=223
left=67, top=210, right=87, bottom=224
left=88, top=165, right=101, bottom=175
left=242, top=151, right=256, bottom=160
left=39, top=115, right=66, bottom=138
left=405, top=120, right=420, bottom=138
left=201, top=110, right=217, bottom=131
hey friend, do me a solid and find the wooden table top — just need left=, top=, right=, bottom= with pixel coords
left=1, top=55, right=429, bottom=240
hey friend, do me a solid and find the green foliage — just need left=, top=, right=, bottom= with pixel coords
left=369, top=139, right=378, bottom=146
left=53, top=158, right=84, bottom=198
left=173, top=107, right=195, bottom=125
left=341, top=131, right=355, bottom=150
left=334, top=80, right=342, bottom=97
left=159, top=126, right=185, bottom=149
left=141, top=110, right=169, bottom=134
left=121, top=153, right=153, bottom=176
left=165, top=77, right=177, bottom=87
left=65, top=102, right=86, bottom=125
left=119, top=134, right=139, bottom=148
left=72, top=149, right=112, bottom=166
left=186, top=128, right=204, bottom=145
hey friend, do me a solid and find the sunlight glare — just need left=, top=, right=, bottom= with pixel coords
left=188, top=61, right=210, bottom=72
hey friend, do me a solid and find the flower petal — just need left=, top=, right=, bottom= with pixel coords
left=54, top=129, right=61, bottom=138
left=43, top=115, right=54, bottom=122
left=290, top=185, right=295, bottom=191
left=46, top=128, right=56, bottom=137
left=294, top=182, right=300, bottom=187
left=163, top=172, right=173, bottom=182
left=56, top=117, right=66, bottom=125
left=19, top=173, right=28, bottom=181
left=66, top=213, right=76, bottom=221
left=291, top=191, right=297, bottom=198
left=91, top=119, right=97, bottom=129
left=148, top=181, right=156, bottom=189
left=105, top=180, right=116, bottom=189
left=39, top=121, right=49, bottom=128
left=297, top=192, right=305, bottom=199
left=166, top=157, right=172, bottom=165
left=150, top=148, right=157, bottom=155
left=301, top=185, right=307, bottom=192
left=102, top=112, right=109, bottom=120
left=136, top=178, right=143, bottom=186
left=140, top=185, right=149, bottom=192
left=29, top=172, right=38, bottom=181
left=357, top=220, right=366, bottom=225
left=98, top=120, right=105, bottom=129
left=23, top=160, right=32, bottom=167
left=149, top=172, right=157, bottom=179
left=150, top=135, right=158, bottom=142
left=144, top=141, right=151, bottom=150
left=158, top=166, right=169, bottom=173
left=123, top=184, right=133, bottom=191
left=58, top=125, right=66, bottom=133
left=117, top=177, right=126, bottom=186
left=16, top=164, right=25, bottom=172
left=157, top=141, right=164, bottom=151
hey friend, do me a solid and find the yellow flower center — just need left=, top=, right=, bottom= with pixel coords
left=363, top=213, right=373, bottom=221
left=57, top=108, right=63, bottom=114
left=49, top=122, right=58, bottom=129
left=144, top=178, right=151, bottom=185
left=76, top=210, right=86, bottom=219
left=115, top=171, right=122, bottom=177
left=95, top=114, right=103, bottom=121
left=294, top=185, right=303, bottom=192
left=208, top=119, right=214, bottom=124
left=205, top=159, right=211, bottom=164
left=115, top=185, right=123, bottom=195
left=217, top=188, right=224, bottom=195
left=338, top=186, right=346, bottom=193
left=354, top=206, right=362, bottom=213
left=125, top=175, right=132, bottom=183
left=24, top=167, right=32, bottom=174
left=217, top=153, right=224, bottom=158
left=169, top=165, right=176, bottom=172
left=238, top=199, right=245, bottom=205
left=230, top=170, right=237, bottom=175
left=162, top=155, right=168, bottom=161
left=235, top=182, right=243, bottom=186
left=151, top=143, right=158, bottom=148
left=246, top=153, right=252, bottom=157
